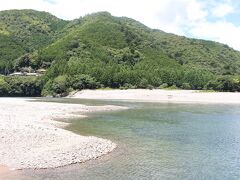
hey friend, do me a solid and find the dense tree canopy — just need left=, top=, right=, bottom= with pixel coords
left=0, top=76, right=42, bottom=96
left=0, top=10, right=240, bottom=96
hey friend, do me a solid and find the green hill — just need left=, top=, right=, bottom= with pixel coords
left=0, top=10, right=240, bottom=96
left=0, top=9, right=68, bottom=73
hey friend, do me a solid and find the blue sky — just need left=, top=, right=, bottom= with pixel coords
left=0, top=0, right=240, bottom=50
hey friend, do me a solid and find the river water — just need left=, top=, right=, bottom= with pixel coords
left=4, top=99, right=240, bottom=180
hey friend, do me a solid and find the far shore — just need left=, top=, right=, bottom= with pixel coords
left=0, top=98, right=127, bottom=170
left=69, top=89, right=240, bottom=104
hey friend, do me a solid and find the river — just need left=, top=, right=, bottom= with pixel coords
left=4, top=99, right=240, bottom=179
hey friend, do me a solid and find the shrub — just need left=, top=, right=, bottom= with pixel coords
left=159, top=83, right=168, bottom=89
left=70, top=74, right=100, bottom=90
left=51, top=75, right=69, bottom=94
left=181, top=83, right=191, bottom=90
left=0, top=77, right=10, bottom=96
left=138, top=78, right=148, bottom=88
left=122, top=83, right=135, bottom=89
left=167, top=85, right=178, bottom=90
left=147, top=85, right=154, bottom=90
left=4, top=76, right=42, bottom=96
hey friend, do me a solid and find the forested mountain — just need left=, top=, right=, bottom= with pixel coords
left=0, top=10, right=240, bottom=96
left=0, top=9, right=68, bottom=73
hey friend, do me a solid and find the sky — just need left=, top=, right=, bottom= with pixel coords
left=0, top=0, right=240, bottom=50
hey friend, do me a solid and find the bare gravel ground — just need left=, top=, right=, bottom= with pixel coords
left=0, top=98, right=127, bottom=170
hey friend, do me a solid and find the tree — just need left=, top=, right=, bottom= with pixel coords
left=70, top=74, right=100, bottom=90
left=0, top=78, right=10, bottom=96
left=51, top=75, right=69, bottom=94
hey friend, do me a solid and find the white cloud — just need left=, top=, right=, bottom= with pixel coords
left=0, top=0, right=240, bottom=50
left=212, top=3, right=234, bottom=17
left=186, top=1, right=208, bottom=21
left=0, top=0, right=54, bottom=14
left=190, top=21, right=240, bottom=50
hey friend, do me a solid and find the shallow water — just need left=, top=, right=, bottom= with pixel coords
left=3, top=99, right=240, bottom=179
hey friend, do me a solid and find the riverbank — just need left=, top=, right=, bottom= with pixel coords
left=0, top=98, right=127, bottom=170
left=70, top=89, right=240, bottom=104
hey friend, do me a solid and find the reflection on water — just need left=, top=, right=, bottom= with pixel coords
left=4, top=99, right=240, bottom=179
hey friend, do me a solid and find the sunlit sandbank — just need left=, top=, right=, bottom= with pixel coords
left=71, top=89, right=240, bottom=104
left=0, top=98, right=127, bottom=170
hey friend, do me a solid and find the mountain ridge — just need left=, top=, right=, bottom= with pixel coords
left=0, top=9, right=240, bottom=96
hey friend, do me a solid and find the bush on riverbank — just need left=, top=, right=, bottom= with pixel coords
left=0, top=77, right=10, bottom=95
left=0, top=76, right=42, bottom=96
left=41, top=74, right=100, bottom=97
left=0, top=73, right=240, bottom=97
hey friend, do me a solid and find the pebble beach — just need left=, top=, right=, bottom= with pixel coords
left=0, top=98, right=126, bottom=170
